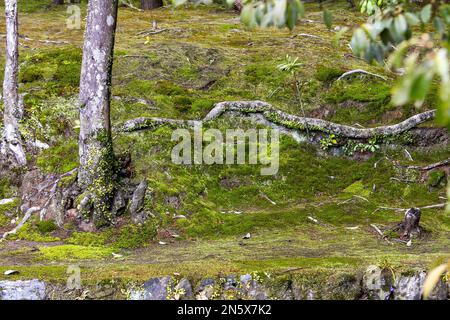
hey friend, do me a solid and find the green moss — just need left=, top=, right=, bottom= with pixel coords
left=427, top=170, right=446, bottom=188
left=20, top=47, right=82, bottom=96
left=58, top=170, right=78, bottom=188
left=0, top=212, right=9, bottom=228
left=120, top=79, right=154, bottom=97
left=325, top=79, right=391, bottom=104
left=175, top=65, right=199, bottom=80
left=315, top=65, right=344, bottom=82
left=172, top=95, right=193, bottom=112
left=37, top=244, right=113, bottom=261
left=0, top=178, right=16, bottom=199
left=244, top=61, right=286, bottom=87
left=36, top=220, right=57, bottom=234
left=154, top=80, right=187, bottom=96
left=65, top=231, right=108, bottom=247
left=108, top=221, right=158, bottom=250
left=36, top=140, right=78, bottom=174
left=8, top=223, right=60, bottom=242
left=0, top=198, right=20, bottom=227
left=17, top=0, right=81, bottom=13
left=191, top=99, right=215, bottom=115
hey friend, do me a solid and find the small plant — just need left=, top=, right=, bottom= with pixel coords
left=166, top=281, right=186, bottom=300
left=344, top=137, right=380, bottom=155
left=277, top=55, right=302, bottom=74
left=378, top=258, right=398, bottom=283
left=320, top=134, right=338, bottom=150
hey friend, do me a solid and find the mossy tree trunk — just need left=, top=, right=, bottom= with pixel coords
left=140, top=0, right=163, bottom=10
left=78, top=0, right=119, bottom=227
left=1, top=0, right=26, bottom=167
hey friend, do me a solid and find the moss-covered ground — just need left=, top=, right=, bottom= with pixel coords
left=0, top=1, right=448, bottom=286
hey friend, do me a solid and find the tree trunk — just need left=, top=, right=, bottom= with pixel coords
left=1, top=0, right=26, bottom=167
left=234, top=0, right=243, bottom=12
left=78, top=0, right=119, bottom=227
left=140, top=0, right=163, bottom=10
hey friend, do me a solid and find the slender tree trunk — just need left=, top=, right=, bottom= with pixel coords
left=1, top=0, right=26, bottom=167
left=78, top=0, right=119, bottom=227
left=140, top=0, right=163, bottom=10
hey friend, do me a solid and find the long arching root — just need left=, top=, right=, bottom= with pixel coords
left=119, top=100, right=436, bottom=140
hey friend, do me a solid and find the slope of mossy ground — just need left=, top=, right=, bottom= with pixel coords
left=0, top=2, right=448, bottom=285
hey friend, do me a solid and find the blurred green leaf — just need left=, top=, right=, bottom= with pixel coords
left=323, top=9, right=333, bottom=30
left=404, top=12, right=420, bottom=26
left=420, top=4, right=432, bottom=24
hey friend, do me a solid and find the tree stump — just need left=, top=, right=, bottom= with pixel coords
left=397, top=208, right=422, bottom=240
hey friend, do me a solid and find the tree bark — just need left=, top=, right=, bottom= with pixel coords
left=78, top=0, right=119, bottom=227
left=1, top=0, right=26, bottom=167
left=396, top=208, right=422, bottom=240
left=140, top=0, right=163, bottom=10
left=119, top=101, right=436, bottom=140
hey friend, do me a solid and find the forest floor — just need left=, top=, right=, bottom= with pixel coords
left=0, top=1, right=449, bottom=287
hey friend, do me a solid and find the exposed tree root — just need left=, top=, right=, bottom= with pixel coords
left=371, top=203, right=445, bottom=215
left=336, top=69, right=387, bottom=81
left=293, top=33, right=323, bottom=40
left=370, top=223, right=393, bottom=244
left=120, top=117, right=199, bottom=133
left=137, top=28, right=169, bottom=36
left=119, top=101, right=436, bottom=140
left=405, top=159, right=450, bottom=171
left=1, top=206, right=40, bottom=240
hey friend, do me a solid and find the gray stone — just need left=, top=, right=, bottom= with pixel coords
left=196, top=278, right=216, bottom=300
left=175, top=278, right=193, bottom=300
left=198, top=278, right=215, bottom=290
left=111, top=189, right=126, bottom=215
left=394, top=272, right=448, bottom=300
left=240, top=275, right=269, bottom=300
left=425, top=278, right=448, bottom=300
left=240, top=274, right=252, bottom=284
left=131, top=276, right=172, bottom=300
left=363, top=266, right=448, bottom=300
left=0, top=280, right=46, bottom=300
left=394, top=272, right=426, bottom=300
left=130, top=180, right=148, bottom=223
left=362, top=265, right=393, bottom=299
left=224, top=275, right=238, bottom=291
